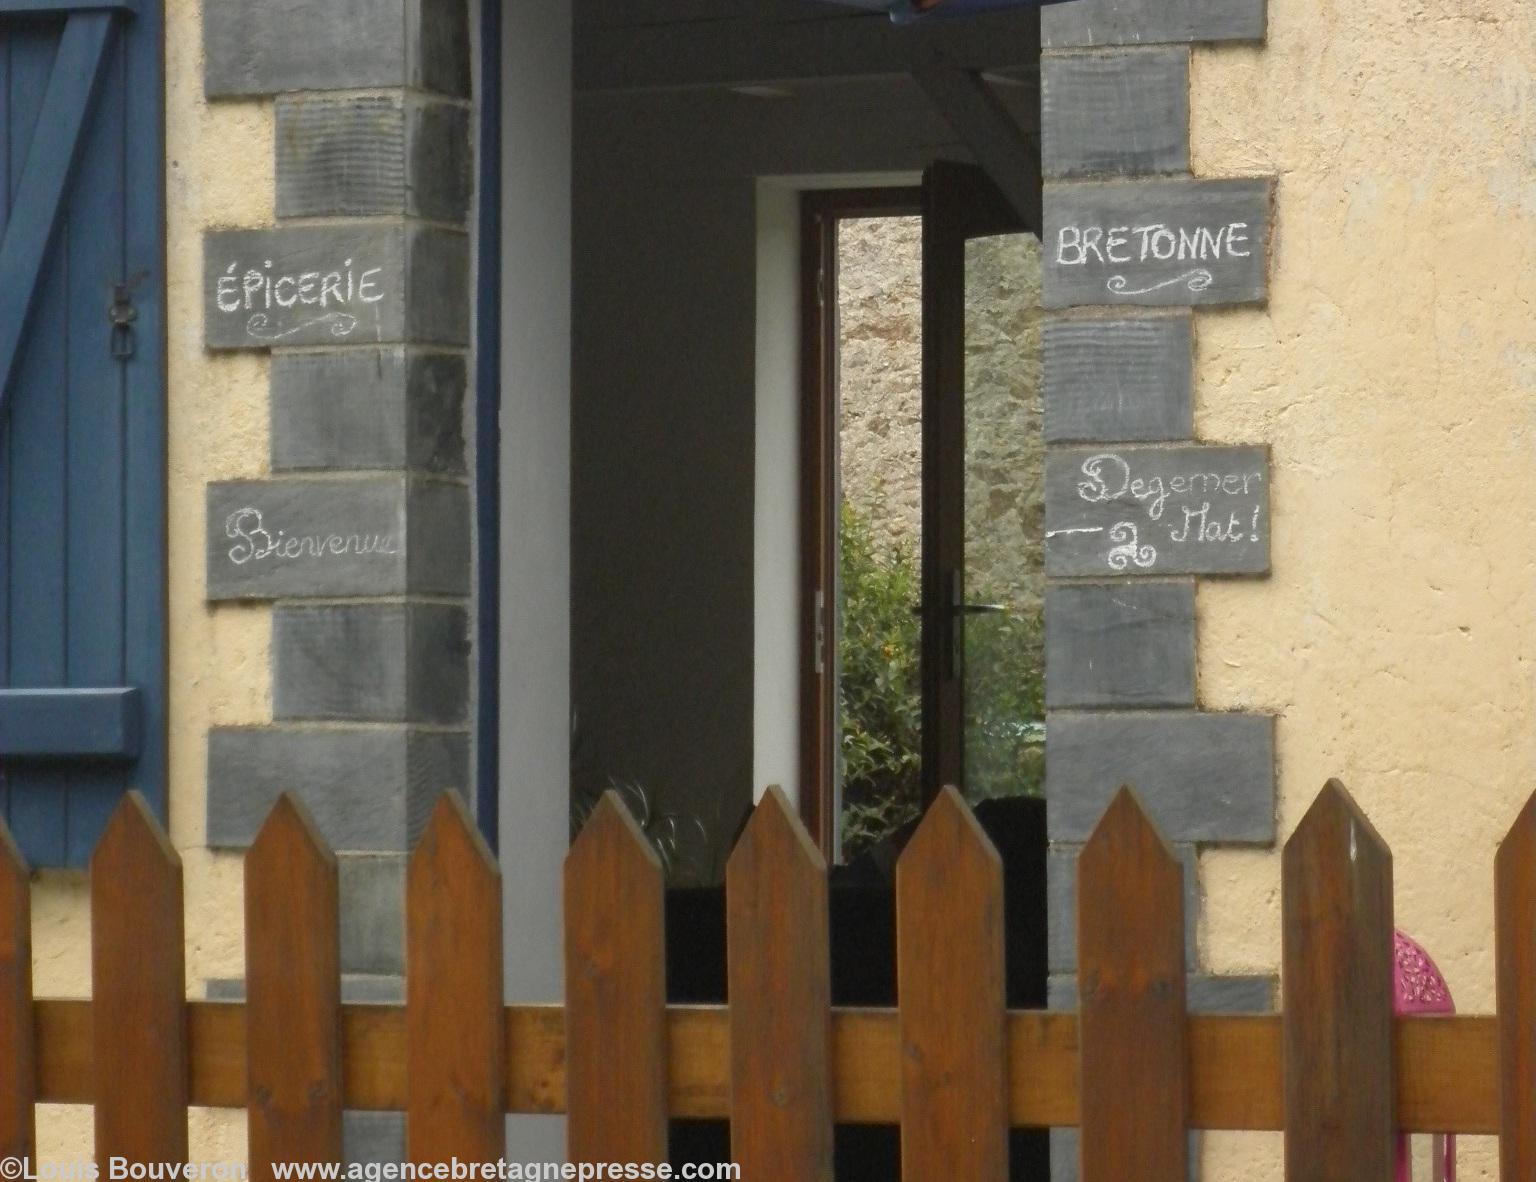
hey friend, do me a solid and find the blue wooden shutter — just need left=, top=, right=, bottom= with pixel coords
left=0, top=0, right=166, bottom=867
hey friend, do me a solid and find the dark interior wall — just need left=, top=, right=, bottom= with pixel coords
left=571, top=175, right=758, bottom=881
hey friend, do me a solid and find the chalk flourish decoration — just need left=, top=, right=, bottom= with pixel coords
left=1106, top=522, right=1157, bottom=572
left=1106, top=268, right=1214, bottom=297
left=246, top=311, right=359, bottom=341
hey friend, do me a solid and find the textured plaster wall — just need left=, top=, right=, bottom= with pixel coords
left=30, top=0, right=271, bottom=1161
left=1193, top=0, right=1535, bottom=1177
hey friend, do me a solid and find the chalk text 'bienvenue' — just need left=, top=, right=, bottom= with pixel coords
left=224, top=507, right=400, bottom=566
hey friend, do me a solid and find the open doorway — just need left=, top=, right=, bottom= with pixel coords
left=548, top=1, right=1048, bottom=1173
left=569, top=0, right=1046, bottom=882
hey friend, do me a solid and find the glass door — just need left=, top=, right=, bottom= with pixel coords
left=920, top=162, right=1045, bottom=805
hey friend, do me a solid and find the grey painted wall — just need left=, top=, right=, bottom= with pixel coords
left=572, top=176, right=759, bottom=882
left=499, top=0, right=570, bottom=1157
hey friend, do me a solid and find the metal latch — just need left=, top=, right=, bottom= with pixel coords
left=108, top=284, right=136, bottom=359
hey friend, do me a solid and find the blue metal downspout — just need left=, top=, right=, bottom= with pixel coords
left=474, top=0, right=502, bottom=852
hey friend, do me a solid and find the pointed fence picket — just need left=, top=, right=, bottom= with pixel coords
left=90, top=792, right=188, bottom=1166
left=564, top=793, right=668, bottom=1163
left=245, top=795, right=342, bottom=1177
left=896, top=787, right=1008, bottom=1179
left=726, top=786, right=834, bottom=1179
left=406, top=793, right=505, bottom=1165
left=5, top=779, right=1536, bottom=1176
left=1283, top=781, right=1396, bottom=1180
left=1077, top=788, right=1188, bottom=1182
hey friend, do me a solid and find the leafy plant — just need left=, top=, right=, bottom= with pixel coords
left=962, top=606, right=1046, bottom=801
left=837, top=503, right=924, bottom=858
left=569, top=712, right=712, bottom=881
left=837, top=502, right=1045, bottom=859
left=569, top=774, right=707, bottom=881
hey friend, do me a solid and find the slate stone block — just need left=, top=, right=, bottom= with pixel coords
left=1043, top=314, right=1193, bottom=443
left=1043, top=0, right=1266, bottom=47
left=1045, top=583, right=1195, bottom=709
left=207, top=726, right=468, bottom=851
left=1042, top=49, right=1189, bottom=178
left=1048, top=841, right=1199, bottom=972
left=272, top=349, right=466, bottom=474
left=274, top=603, right=468, bottom=724
left=404, top=226, right=473, bottom=346
left=206, top=477, right=469, bottom=600
left=409, top=101, right=474, bottom=224
left=1046, top=711, right=1276, bottom=843
left=1045, top=445, right=1269, bottom=577
left=205, top=0, right=469, bottom=98
left=205, top=224, right=469, bottom=349
left=339, top=855, right=406, bottom=975
left=1043, top=178, right=1273, bottom=308
left=407, top=479, right=473, bottom=595
left=345, top=1112, right=405, bottom=1169
left=277, top=96, right=405, bottom=217
left=276, top=97, right=470, bottom=222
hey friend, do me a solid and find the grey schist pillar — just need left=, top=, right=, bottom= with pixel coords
left=1038, top=3, right=1275, bottom=1179
left=202, top=0, right=473, bottom=1164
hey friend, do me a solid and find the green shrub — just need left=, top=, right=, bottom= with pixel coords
left=837, top=502, right=1045, bottom=859
left=837, top=503, right=924, bottom=858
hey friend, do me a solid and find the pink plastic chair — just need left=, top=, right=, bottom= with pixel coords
left=1395, top=930, right=1455, bottom=1182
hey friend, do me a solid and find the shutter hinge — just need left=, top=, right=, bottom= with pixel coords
left=108, top=284, right=137, bottom=359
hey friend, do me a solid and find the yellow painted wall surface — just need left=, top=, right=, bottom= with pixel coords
left=30, top=0, right=272, bottom=1163
left=1194, top=0, right=1535, bottom=1177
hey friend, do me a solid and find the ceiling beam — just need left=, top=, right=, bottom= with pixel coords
left=575, top=8, right=1040, bottom=93
left=913, top=64, right=1040, bottom=230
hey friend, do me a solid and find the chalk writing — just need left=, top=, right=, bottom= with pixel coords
left=1046, top=446, right=1269, bottom=577
left=213, top=257, right=386, bottom=341
left=1107, top=522, right=1157, bottom=571
left=1056, top=222, right=1252, bottom=268
left=1056, top=220, right=1251, bottom=297
left=224, top=507, right=400, bottom=566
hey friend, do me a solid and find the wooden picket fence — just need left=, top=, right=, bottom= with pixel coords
left=1, top=779, right=1535, bottom=1180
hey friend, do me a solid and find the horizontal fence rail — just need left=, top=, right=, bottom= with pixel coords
left=0, top=779, right=1532, bottom=1180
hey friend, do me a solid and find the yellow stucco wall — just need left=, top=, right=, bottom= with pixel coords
left=30, top=0, right=271, bottom=1162
left=1195, top=0, right=1535, bottom=1177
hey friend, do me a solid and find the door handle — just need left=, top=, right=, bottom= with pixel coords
left=912, top=574, right=1010, bottom=678
left=910, top=601, right=1009, bottom=616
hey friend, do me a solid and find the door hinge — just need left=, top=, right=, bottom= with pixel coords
left=108, top=284, right=137, bottom=359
